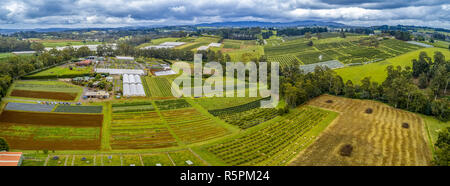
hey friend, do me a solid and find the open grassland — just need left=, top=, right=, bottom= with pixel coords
left=25, top=66, right=92, bottom=79
left=142, top=76, right=173, bottom=98
left=420, top=114, right=449, bottom=152
left=0, top=110, right=102, bottom=150
left=199, top=106, right=337, bottom=166
left=161, top=108, right=229, bottom=144
left=336, top=47, right=450, bottom=84
left=290, top=95, right=432, bottom=166
left=12, top=80, right=81, bottom=93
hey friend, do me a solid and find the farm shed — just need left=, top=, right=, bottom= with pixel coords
left=160, top=42, right=185, bottom=46
left=84, top=91, right=110, bottom=99
left=95, top=68, right=146, bottom=75
left=154, top=70, right=176, bottom=76
left=197, top=46, right=209, bottom=51
left=116, top=56, right=134, bottom=61
left=122, top=73, right=146, bottom=97
left=208, top=43, right=222, bottom=47
left=0, top=152, right=23, bottom=166
left=12, top=51, right=36, bottom=55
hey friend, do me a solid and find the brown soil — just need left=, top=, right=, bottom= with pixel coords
left=326, top=100, right=333, bottom=103
left=365, top=108, right=373, bottom=114
left=10, top=89, right=77, bottom=101
left=0, top=110, right=103, bottom=127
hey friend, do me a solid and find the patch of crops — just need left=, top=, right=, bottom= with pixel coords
left=267, top=55, right=301, bottom=68
left=264, top=40, right=314, bottom=56
left=54, top=105, right=103, bottom=113
left=142, top=77, right=173, bottom=98
left=155, top=99, right=191, bottom=110
left=208, top=97, right=271, bottom=116
left=296, top=51, right=333, bottom=64
left=111, top=111, right=177, bottom=149
left=194, top=97, right=261, bottom=110
left=206, top=107, right=330, bottom=165
left=218, top=108, right=279, bottom=129
left=0, top=124, right=101, bottom=150
left=5, top=102, right=55, bottom=112
left=112, top=101, right=154, bottom=113
left=161, top=108, right=229, bottom=144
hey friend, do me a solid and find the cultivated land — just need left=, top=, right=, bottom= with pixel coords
left=2, top=32, right=447, bottom=166
left=24, top=66, right=93, bottom=79
left=7, top=80, right=83, bottom=101
left=290, top=95, right=432, bottom=166
left=336, top=47, right=450, bottom=84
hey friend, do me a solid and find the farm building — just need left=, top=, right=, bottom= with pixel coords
left=75, top=60, right=92, bottom=66
left=0, top=152, right=23, bottom=166
left=143, top=42, right=186, bottom=49
left=94, top=68, right=146, bottom=75
left=116, top=56, right=134, bottom=61
left=122, top=74, right=146, bottom=97
left=154, top=70, right=176, bottom=76
left=12, top=51, right=36, bottom=55
left=45, top=44, right=117, bottom=51
left=84, top=91, right=110, bottom=99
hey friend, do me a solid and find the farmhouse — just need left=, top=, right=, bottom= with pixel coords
left=84, top=90, right=110, bottom=99
left=0, top=152, right=23, bottom=166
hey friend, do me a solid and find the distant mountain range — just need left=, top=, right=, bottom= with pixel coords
left=0, top=20, right=348, bottom=34
left=193, top=20, right=346, bottom=27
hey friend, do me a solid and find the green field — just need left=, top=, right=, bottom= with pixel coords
left=0, top=52, right=13, bottom=59
left=24, top=66, right=92, bottom=78
left=142, top=76, right=173, bottom=98
left=11, top=80, right=82, bottom=93
left=336, top=47, right=450, bottom=84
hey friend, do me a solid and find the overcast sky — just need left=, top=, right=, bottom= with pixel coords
left=0, top=0, right=449, bottom=29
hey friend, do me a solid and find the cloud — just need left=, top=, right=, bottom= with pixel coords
left=0, top=0, right=448, bottom=29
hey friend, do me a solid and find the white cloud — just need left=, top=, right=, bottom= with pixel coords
left=0, top=0, right=448, bottom=29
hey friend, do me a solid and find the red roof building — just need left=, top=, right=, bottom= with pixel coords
left=75, top=60, right=92, bottom=66
left=0, top=152, right=23, bottom=166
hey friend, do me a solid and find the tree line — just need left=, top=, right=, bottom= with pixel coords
left=277, top=27, right=328, bottom=36
left=280, top=51, right=449, bottom=122
left=0, top=36, right=32, bottom=53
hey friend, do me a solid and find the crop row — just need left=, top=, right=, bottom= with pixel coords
left=206, top=107, right=329, bottom=165
left=208, top=96, right=271, bottom=116
left=218, top=108, right=279, bottom=129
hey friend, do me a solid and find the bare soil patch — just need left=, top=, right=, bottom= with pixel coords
left=10, top=89, right=77, bottom=101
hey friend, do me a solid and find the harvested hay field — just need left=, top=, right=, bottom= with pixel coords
left=10, top=89, right=77, bottom=101
left=289, top=95, right=432, bottom=166
left=0, top=111, right=103, bottom=127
